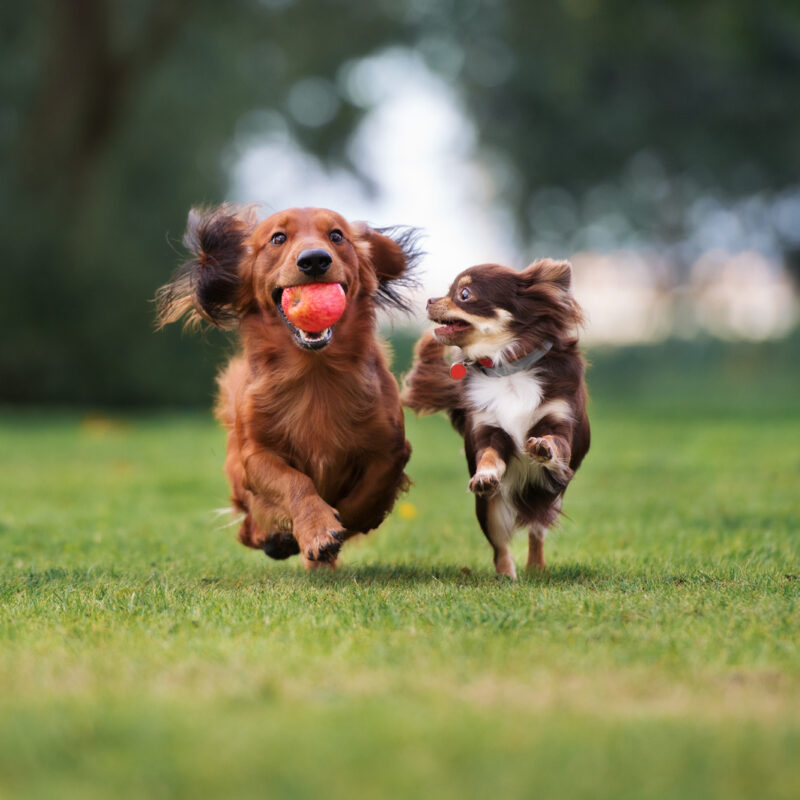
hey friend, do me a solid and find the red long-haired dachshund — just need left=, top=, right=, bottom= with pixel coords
left=157, top=206, right=421, bottom=568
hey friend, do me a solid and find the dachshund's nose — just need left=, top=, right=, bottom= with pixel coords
left=297, top=248, right=332, bottom=277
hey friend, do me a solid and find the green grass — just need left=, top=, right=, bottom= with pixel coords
left=1, top=392, right=799, bottom=799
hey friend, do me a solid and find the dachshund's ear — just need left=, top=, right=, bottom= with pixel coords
left=521, top=258, right=573, bottom=291
left=156, top=205, right=257, bottom=329
left=353, top=223, right=424, bottom=313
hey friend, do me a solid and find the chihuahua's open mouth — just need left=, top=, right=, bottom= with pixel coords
left=273, top=286, right=345, bottom=351
left=431, top=317, right=473, bottom=339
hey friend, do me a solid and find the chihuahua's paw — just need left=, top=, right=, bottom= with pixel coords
left=526, top=436, right=554, bottom=463
left=469, top=470, right=501, bottom=496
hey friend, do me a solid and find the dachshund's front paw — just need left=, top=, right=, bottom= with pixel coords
left=526, top=436, right=554, bottom=464
left=469, top=470, right=501, bottom=496
left=304, top=529, right=344, bottom=565
left=296, top=504, right=345, bottom=566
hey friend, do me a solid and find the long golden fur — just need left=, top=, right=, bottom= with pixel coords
left=157, top=205, right=421, bottom=567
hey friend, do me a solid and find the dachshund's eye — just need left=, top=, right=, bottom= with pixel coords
left=459, top=287, right=473, bottom=301
left=329, top=229, right=344, bottom=244
left=270, top=232, right=287, bottom=245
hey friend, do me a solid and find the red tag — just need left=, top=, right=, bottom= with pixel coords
left=478, top=357, right=494, bottom=367
left=449, top=363, right=467, bottom=380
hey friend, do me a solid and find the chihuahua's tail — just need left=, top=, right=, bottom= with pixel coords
left=401, top=330, right=465, bottom=432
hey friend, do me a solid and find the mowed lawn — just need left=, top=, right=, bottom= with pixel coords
left=1, top=386, right=798, bottom=798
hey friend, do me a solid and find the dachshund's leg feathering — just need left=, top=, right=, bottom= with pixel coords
left=240, top=443, right=346, bottom=565
left=336, top=440, right=411, bottom=534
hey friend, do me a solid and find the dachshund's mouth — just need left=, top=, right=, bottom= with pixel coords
left=272, top=285, right=346, bottom=352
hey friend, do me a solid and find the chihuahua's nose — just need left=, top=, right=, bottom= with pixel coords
left=426, top=297, right=441, bottom=308
left=297, top=248, right=332, bottom=277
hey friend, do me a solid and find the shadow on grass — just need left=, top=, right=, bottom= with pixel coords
left=5, top=561, right=731, bottom=594
left=300, top=561, right=615, bottom=588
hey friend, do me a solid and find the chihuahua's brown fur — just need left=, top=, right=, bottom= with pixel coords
left=403, top=259, right=590, bottom=578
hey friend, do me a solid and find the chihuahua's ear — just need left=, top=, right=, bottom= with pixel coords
left=353, top=223, right=424, bottom=313
left=521, top=258, right=573, bottom=291
left=156, top=205, right=257, bottom=329
left=521, top=258, right=584, bottom=328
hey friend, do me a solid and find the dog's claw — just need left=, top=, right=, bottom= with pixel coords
left=318, top=542, right=340, bottom=559
left=312, top=541, right=341, bottom=563
left=305, top=530, right=344, bottom=563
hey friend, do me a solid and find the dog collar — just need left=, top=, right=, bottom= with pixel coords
left=449, top=341, right=553, bottom=380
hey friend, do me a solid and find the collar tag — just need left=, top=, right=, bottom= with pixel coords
left=449, top=362, right=467, bottom=380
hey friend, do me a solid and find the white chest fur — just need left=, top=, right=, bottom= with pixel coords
left=466, top=370, right=545, bottom=450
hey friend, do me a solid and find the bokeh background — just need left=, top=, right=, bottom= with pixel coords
left=2, top=0, right=799, bottom=408
left=2, top=6, right=800, bottom=799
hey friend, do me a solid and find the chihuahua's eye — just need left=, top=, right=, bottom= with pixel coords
left=270, top=232, right=287, bottom=245
left=459, top=287, right=473, bottom=301
left=329, top=229, right=344, bottom=244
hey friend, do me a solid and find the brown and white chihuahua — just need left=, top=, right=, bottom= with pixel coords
left=402, top=259, right=590, bottom=578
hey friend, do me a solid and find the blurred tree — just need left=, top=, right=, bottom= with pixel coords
left=0, top=0, right=409, bottom=404
left=2, top=0, right=798, bottom=405
left=405, top=0, right=800, bottom=266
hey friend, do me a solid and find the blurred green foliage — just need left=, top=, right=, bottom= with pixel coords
left=441, top=0, right=800, bottom=244
left=2, top=1, right=799, bottom=405
left=1, top=0, right=399, bottom=405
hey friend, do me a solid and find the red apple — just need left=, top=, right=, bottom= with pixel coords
left=281, top=283, right=346, bottom=332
